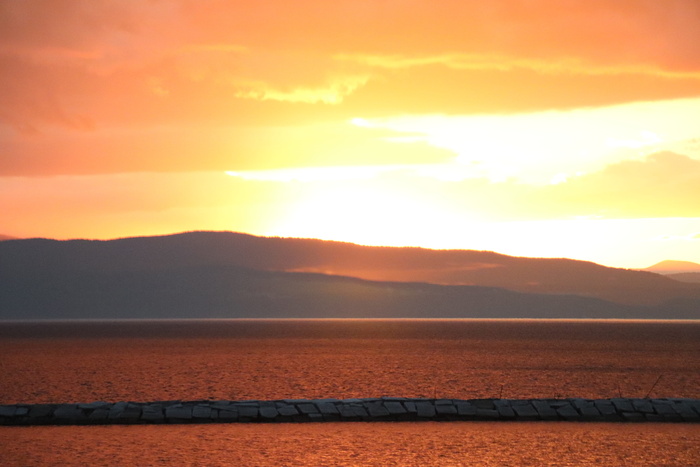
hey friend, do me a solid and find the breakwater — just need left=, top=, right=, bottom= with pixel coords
left=1, top=398, right=699, bottom=425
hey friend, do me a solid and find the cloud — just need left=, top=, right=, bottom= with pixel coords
left=233, top=74, right=370, bottom=104
left=335, top=53, right=700, bottom=79
left=420, top=151, right=700, bottom=221
left=532, top=152, right=700, bottom=219
left=335, top=151, right=700, bottom=222
left=341, top=64, right=700, bottom=117
left=0, top=122, right=455, bottom=176
left=2, top=0, right=700, bottom=134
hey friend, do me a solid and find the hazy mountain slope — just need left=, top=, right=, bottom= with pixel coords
left=666, top=272, right=700, bottom=284
left=644, top=260, right=700, bottom=275
left=2, top=231, right=697, bottom=306
left=3, top=262, right=693, bottom=320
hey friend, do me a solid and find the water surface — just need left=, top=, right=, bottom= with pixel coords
left=2, top=319, right=699, bottom=466
left=1, top=422, right=698, bottom=466
left=1, top=320, right=698, bottom=404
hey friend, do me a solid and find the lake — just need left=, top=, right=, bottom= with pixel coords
left=1, top=319, right=699, bottom=465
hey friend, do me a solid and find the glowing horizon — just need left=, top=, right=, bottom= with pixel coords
left=1, top=1, right=699, bottom=269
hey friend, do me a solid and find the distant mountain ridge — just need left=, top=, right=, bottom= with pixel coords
left=665, top=273, right=700, bottom=284
left=644, top=260, right=700, bottom=275
left=1, top=231, right=699, bottom=320
left=4, top=231, right=696, bottom=305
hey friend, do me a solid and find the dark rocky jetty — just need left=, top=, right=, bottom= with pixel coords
left=1, top=398, right=699, bottom=425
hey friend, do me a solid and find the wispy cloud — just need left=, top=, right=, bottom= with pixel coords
left=335, top=53, right=700, bottom=79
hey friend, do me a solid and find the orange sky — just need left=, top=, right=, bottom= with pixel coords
left=1, top=0, right=699, bottom=268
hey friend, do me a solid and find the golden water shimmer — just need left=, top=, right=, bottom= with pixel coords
left=1, top=422, right=699, bottom=466
left=1, top=320, right=698, bottom=404
left=2, top=320, right=699, bottom=466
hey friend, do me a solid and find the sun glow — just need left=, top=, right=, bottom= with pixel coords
left=265, top=179, right=468, bottom=248
left=3, top=1, right=700, bottom=270
left=222, top=96, right=700, bottom=267
left=353, top=98, right=700, bottom=184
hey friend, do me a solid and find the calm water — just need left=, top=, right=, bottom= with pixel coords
left=1, top=319, right=699, bottom=465
left=2, top=423, right=699, bottom=466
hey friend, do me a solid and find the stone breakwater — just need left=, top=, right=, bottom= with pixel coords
left=2, top=398, right=699, bottom=425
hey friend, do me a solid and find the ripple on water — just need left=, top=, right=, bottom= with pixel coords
left=1, top=422, right=699, bottom=466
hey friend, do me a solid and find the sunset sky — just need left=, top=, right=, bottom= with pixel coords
left=1, top=0, right=699, bottom=268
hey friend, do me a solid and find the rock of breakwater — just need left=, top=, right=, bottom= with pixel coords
left=0, top=398, right=699, bottom=426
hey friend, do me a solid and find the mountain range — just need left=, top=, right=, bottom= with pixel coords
left=1, top=231, right=699, bottom=320
left=644, top=260, right=700, bottom=284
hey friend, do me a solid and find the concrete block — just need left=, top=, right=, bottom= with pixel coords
left=337, top=405, right=358, bottom=419
left=570, top=398, right=591, bottom=409
left=513, top=403, right=539, bottom=419
left=594, top=400, right=617, bottom=416
left=556, top=404, right=580, bottom=420
left=367, top=403, right=390, bottom=418
left=107, top=402, right=127, bottom=419
left=316, top=403, right=339, bottom=415
left=436, top=404, right=457, bottom=416
left=416, top=402, right=436, bottom=418
left=218, top=409, right=239, bottom=421
left=53, top=405, right=87, bottom=423
left=351, top=405, right=369, bottom=418
left=497, top=406, right=516, bottom=419
left=78, top=402, right=110, bottom=410
left=141, top=405, right=164, bottom=421
left=28, top=404, right=54, bottom=419
left=611, top=399, right=634, bottom=412
left=671, top=402, right=700, bottom=421
left=456, top=403, right=476, bottom=416
left=471, top=399, right=495, bottom=409
left=549, top=400, right=571, bottom=408
left=631, top=399, right=654, bottom=414
left=116, top=404, right=143, bottom=422
left=259, top=406, right=279, bottom=419
left=89, top=408, right=110, bottom=421
left=296, top=403, right=318, bottom=415
left=192, top=405, right=212, bottom=419
left=211, top=401, right=232, bottom=410
left=383, top=401, right=407, bottom=415
left=165, top=405, right=193, bottom=420
left=276, top=405, right=299, bottom=417
left=0, top=406, right=18, bottom=417
left=237, top=406, right=259, bottom=420
left=653, top=403, right=677, bottom=415
left=579, top=406, right=601, bottom=420
left=532, top=400, right=558, bottom=420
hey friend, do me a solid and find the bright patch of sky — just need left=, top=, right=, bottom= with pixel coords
left=350, top=97, right=700, bottom=185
